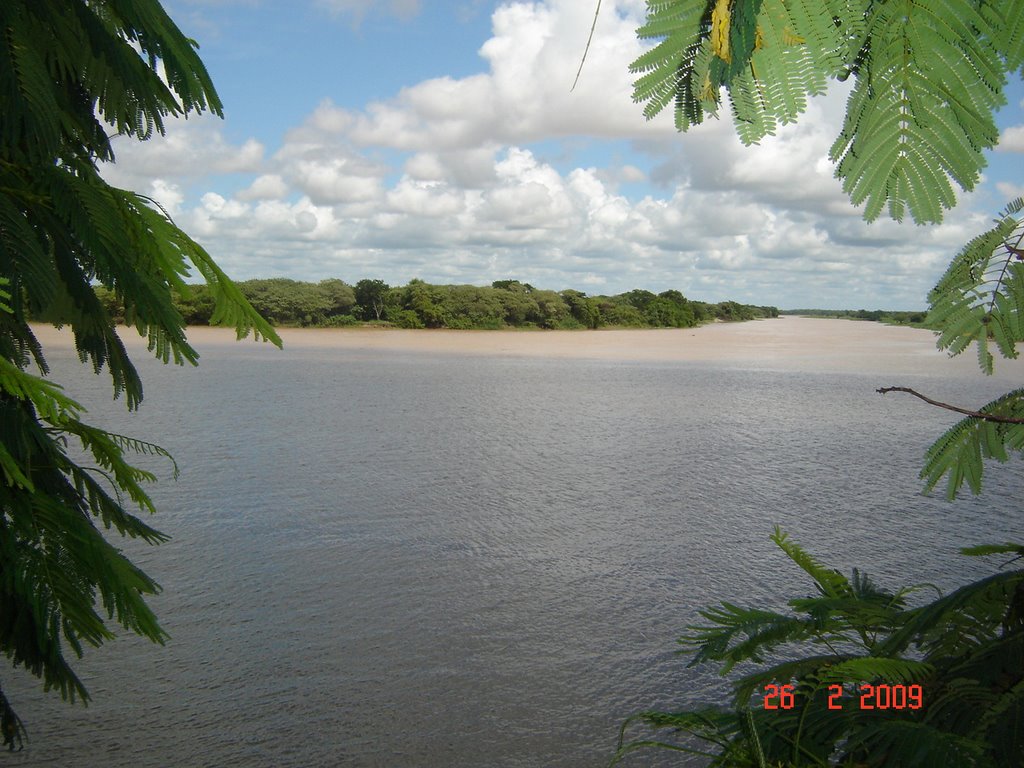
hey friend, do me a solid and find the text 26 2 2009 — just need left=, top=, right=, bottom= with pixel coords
left=763, top=683, right=923, bottom=711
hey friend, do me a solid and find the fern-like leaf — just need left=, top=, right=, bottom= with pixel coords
left=771, top=525, right=850, bottom=598
left=842, top=719, right=987, bottom=767
left=928, top=198, right=1024, bottom=374
left=681, top=601, right=819, bottom=672
left=830, top=0, right=1004, bottom=223
left=632, top=0, right=1015, bottom=223
left=818, top=656, right=933, bottom=685
left=919, top=388, right=1024, bottom=498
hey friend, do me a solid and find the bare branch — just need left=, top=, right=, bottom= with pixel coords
left=877, top=386, right=1024, bottom=424
left=571, top=0, right=603, bottom=92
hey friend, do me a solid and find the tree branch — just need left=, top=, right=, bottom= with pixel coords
left=876, top=387, right=1024, bottom=424
left=571, top=0, right=602, bottom=92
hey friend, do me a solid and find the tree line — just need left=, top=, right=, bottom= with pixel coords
left=94, top=277, right=779, bottom=330
left=781, top=308, right=930, bottom=325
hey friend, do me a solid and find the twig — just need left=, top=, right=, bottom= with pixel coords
left=877, top=386, right=1024, bottom=424
left=571, top=0, right=603, bottom=92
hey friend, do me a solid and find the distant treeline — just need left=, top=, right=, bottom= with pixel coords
left=94, top=278, right=779, bottom=330
left=781, top=308, right=929, bottom=325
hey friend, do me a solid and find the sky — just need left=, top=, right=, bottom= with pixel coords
left=100, top=0, right=1024, bottom=310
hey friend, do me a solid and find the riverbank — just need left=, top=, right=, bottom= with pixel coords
left=30, top=316, right=1024, bottom=379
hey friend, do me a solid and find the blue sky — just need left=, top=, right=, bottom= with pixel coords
left=101, top=1, right=1024, bottom=310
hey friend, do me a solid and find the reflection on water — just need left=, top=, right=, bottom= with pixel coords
left=6, top=329, right=1022, bottom=767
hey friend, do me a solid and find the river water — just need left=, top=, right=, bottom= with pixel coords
left=5, top=320, right=1023, bottom=766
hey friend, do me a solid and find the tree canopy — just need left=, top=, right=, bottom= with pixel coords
left=1, top=0, right=278, bottom=747
left=95, top=277, right=776, bottom=331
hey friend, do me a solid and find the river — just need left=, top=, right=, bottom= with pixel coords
left=6, top=319, right=1023, bottom=766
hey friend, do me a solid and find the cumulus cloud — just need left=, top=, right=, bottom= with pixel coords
left=998, top=124, right=1024, bottom=152
left=103, top=119, right=264, bottom=186
left=239, top=174, right=289, bottom=201
left=342, top=1, right=667, bottom=151
left=149, top=179, right=186, bottom=217
left=98, top=0, right=1007, bottom=309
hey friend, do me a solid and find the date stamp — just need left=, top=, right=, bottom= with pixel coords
left=763, top=683, right=923, bottom=711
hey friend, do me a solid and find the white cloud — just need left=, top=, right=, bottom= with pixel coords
left=239, top=174, right=289, bottom=201
left=386, top=178, right=464, bottom=217
left=998, top=125, right=1024, bottom=152
left=292, top=158, right=382, bottom=204
left=997, top=181, right=1024, bottom=199
left=149, top=179, right=185, bottom=217
left=341, top=0, right=667, bottom=152
left=98, top=0, right=1008, bottom=309
left=100, top=116, right=266, bottom=204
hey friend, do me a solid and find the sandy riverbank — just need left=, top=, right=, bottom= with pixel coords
left=30, top=316, right=1024, bottom=379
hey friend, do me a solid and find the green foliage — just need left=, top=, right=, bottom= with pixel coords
left=233, top=277, right=355, bottom=327
left=929, top=198, right=1024, bottom=374
left=782, top=309, right=929, bottom=325
left=354, top=278, right=390, bottom=321
left=613, top=532, right=1024, bottom=767
left=1, top=0, right=279, bottom=744
left=392, top=309, right=425, bottom=329
left=631, top=0, right=1024, bottom=223
left=155, top=277, right=777, bottom=332
left=918, top=388, right=1024, bottom=498
left=561, top=289, right=602, bottom=329
left=621, top=4, right=1024, bottom=767
left=907, top=197, right=1024, bottom=498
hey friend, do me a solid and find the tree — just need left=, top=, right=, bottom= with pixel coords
left=530, top=289, right=571, bottom=328
left=612, top=1, right=1024, bottom=764
left=622, top=288, right=658, bottom=312
left=561, top=289, right=602, bottom=329
left=316, top=278, right=357, bottom=320
left=173, top=284, right=217, bottom=326
left=0, top=0, right=278, bottom=748
left=354, top=278, right=390, bottom=321
left=494, top=281, right=541, bottom=326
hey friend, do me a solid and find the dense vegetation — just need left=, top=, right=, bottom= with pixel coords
left=781, top=309, right=929, bottom=326
left=95, top=277, right=779, bottom=331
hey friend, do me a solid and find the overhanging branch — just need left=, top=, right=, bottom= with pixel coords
left=877, top=386, right=1024, bottom=424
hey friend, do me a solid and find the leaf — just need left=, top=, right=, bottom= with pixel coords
left=680, top=600, right=819, bottom=672
left=928, top=198, right=1024, bottom=374
left=632, top=0, right=1012, bottom=223
left=818, top=656, right=933, bottom=685
left=0, top=0, right=263, bottom=729
left=920, top=389, right=1024, bottom=498
left=771, top=525, right=850, bottom=598
left=960, top=543, right=1024, bottom=558
left=843, top=719, right=987, bottom=767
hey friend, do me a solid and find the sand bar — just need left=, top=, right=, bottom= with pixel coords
left=30, top=316, right=1024, bottom=380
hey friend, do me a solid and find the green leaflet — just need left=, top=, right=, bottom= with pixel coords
left=961, top=543, right=1024, bottom=559
left=829, top=0, right=1003, bottom=223
left=919, top=389, right=1024, bottom=499
left=818, top=657, right=933, bottom=685
left=0, top=0, right=280, bottom=742
left=929, top=198, right=1024, bottom=375
left=910, top=198, right=1024, bottom=498
left=616, top=531, right=1024, bottom=766
left=922, top=418, right=986, bottom=499
left=631, top=0, right=1013, bottom=223
left=770, top=525, right=849, bottom=598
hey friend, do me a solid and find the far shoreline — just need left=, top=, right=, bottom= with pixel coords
left=31, top=316, right=1024, bottom=379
